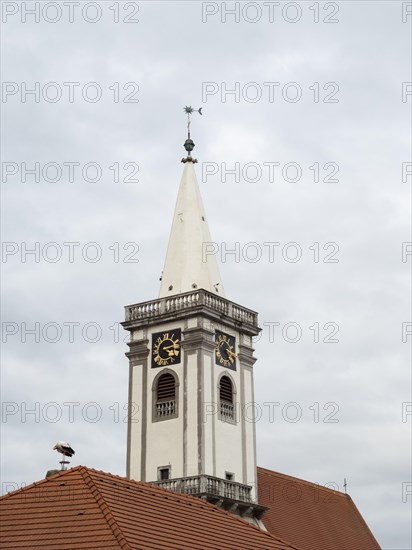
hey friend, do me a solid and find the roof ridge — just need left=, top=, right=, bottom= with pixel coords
left=257, top=466, right=348, bottom=498
left=78, top=466, right=132, bottom=550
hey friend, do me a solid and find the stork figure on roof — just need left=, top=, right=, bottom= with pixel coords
left=53, top=441, right=75, bottom=471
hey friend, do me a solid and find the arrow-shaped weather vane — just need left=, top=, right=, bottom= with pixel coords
left=182, top=106, right=202, bottom=163
left=184, top=106, right=202, bottom=139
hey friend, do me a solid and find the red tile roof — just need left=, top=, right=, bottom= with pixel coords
left=0, top=466, right=300, bottom=550
left=258, top=467, right=381, bottom=550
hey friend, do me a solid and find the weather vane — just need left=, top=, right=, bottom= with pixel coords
left=184, top=106, right=202, bottom=139
left=182, top=106, right=202, bottom=164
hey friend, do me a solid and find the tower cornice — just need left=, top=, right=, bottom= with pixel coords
left=237, top=344, right=258, bottom=368
left=125, top=338, right=150, bottom=364
left=182, top=326, right=216, bottom=353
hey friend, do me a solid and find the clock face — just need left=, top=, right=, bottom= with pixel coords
left=152, top=329, right=182, bottom=368
left=215, top=330, right=237, bottom=370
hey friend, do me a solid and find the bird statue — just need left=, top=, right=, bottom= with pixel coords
left=53, top=441, right=75, bottom=470
left=53, top=441, right=75, bottom=457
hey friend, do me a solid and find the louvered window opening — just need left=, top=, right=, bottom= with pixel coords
left=220, top=376, right=234, bottom=421
left=156, top=373, right=176, bottom=417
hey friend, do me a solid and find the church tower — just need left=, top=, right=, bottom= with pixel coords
left=122, top=110, right=265, bottom=521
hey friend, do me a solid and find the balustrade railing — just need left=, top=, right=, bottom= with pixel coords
left=156, top=400, right=176, bottom=417
left=152, top=474, right=252, bottom=502
left=220, top=401, right=235, bottom=421
left=125, top=289, right=258, bottom=326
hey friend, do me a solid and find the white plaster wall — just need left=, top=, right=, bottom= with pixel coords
left=145, top=414, right=183, bottom=481
left=213, top=327, right=244, bottom=482
left=186, top=350, right=199, bottom=476
left=143, top=321, right=185, bottom=482
left=243, top=367, right=257, bottom=500
left=214, top=417, right=244, bottom=480
left=128, top=363, right=143, bottom=481
left=128, top=317, right=257, bottom=494
left=187, top=317, right=197, bottom=329
left=202, top=354, right=214, bottom=475
left=145, top=358, right=184, bottom=481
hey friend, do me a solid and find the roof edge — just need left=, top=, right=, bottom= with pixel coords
left=343, top=492, right=382, bottom=548
left=79, top=467, right=132, bottom=550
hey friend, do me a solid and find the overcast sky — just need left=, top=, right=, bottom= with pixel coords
left=1, top=1, right=411, bottom=548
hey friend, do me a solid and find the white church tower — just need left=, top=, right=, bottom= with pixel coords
left=122, top=109, right=265, bottom=521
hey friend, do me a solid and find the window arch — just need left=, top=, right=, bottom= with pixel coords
left=152, top=370, right=179, bottom=421
left=218, top=374, right=236, bottom=423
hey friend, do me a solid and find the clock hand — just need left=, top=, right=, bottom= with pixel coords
left=222, top=347, right=230, bottom=357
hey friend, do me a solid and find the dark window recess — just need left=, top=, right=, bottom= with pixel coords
left=159, top=467, right=170, bottom=480
left=219, top=376, right=235, bottom=421
left=157, top=373, right=175, bottom=400
left=220, top=376, right=233, bottom=402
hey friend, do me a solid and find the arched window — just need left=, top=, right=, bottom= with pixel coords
left=153, top=370, right=179, bottom=421
left=219, top=375, right=235, bottom=422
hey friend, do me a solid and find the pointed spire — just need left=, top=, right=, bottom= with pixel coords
left=159, top=163, right=225, bottom=298
left=159, top=127, right=225, bottom=298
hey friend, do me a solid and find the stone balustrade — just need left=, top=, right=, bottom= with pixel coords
left=125, top=289, right=258, bottom=328
left=156, top=400, right=176, bottom=418
left=152, top=474, right=253, bottom=503
left=220, top=401, right=235, bottom=421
